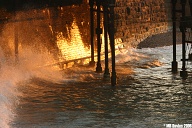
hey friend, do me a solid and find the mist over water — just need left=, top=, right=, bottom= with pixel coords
left=0, top=44, right=65, bottom=127
left=0, top=21, right=64, bottom=127
left=1, top=38, right=192, bottom=128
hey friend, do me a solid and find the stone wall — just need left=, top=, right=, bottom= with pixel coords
left=114, top=0, right=171, bottom=47
left=1, top=0, right=192, bottom=65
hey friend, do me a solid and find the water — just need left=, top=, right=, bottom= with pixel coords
left=1, top=44, right=192, bottom=128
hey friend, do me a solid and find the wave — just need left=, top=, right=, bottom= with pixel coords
left=0, top=44, right=65, bottom=127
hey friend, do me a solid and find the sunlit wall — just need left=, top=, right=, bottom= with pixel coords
left=0, top=0, right=191, bottom=67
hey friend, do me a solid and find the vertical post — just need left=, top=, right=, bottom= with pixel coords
left=171, top=0, right=178, bottom=73
left=89, top=0, right=95, bottom=66
left=180, top=0, right=188, bottom=78
left=189, top=0, right=192, bottom=15
left=15, top=24, right=19, bottom=63
left=103, top=1, right=110, bottom=80
left=14, top=0, right=19, bottom=63
left=96, top=0, right=102, bottom=73
left=109, top=0, right=116, bottom=86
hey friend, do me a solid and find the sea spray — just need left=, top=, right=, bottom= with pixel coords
left=0, top=56, right=23, bottom=128
left=0, top=44, right=65, bottom=128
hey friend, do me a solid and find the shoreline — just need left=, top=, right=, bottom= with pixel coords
left=137, top=31, right=182, bottom=49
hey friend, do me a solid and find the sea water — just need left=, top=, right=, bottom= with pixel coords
left=0, top=44, right=192, bottom=128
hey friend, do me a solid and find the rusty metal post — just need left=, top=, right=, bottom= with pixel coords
left=109, top=0, right=116, bottom=86
left=180, top=0, right=188, bottom=78
left=103, top=1, right=110, bottom=80
left=89, top=0, right=95, bottom=67
left=171, top=0, right=178, bottom=73
left=96, top=0, right=102, bottom=73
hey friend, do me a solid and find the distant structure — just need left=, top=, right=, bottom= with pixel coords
left=171, top=0, right=192, bottom=78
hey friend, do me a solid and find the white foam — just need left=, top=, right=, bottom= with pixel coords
left=0, top=45, right=65, bottom=127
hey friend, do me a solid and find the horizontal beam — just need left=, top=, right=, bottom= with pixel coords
left=0, top=16, right=58, bottom=24
left=185, top=40, right=192, bottom=43
left=0, top=0, right=83, bottom=11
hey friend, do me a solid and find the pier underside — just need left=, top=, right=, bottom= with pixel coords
left=0, top=0, right=117, bottom=86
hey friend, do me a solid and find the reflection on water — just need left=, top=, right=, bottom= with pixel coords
left=6, top=45, right=192, bottom=128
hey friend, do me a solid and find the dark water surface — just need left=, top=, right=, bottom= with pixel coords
left=1, top=45, right=192, bottom=128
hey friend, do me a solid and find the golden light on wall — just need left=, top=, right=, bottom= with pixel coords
left=56, top=19, right=91, bottom=63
